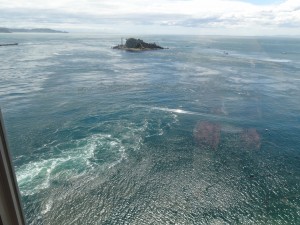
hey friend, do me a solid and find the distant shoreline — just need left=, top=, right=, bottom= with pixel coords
left=0, top=27, right=68, bottom=33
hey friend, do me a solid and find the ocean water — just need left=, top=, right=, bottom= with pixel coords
left=0, top=34, right=300, bottom=224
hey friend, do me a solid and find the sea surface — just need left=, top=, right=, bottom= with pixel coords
left=0, top=34, right=300, bottom=224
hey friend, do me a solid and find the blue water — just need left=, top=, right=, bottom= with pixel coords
left=1, top=34, right=300, bottom=224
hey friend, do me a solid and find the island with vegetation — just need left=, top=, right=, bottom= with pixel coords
left=113, top=38, right=165, bottom=51
left=0, top=27, right=68, bottom=33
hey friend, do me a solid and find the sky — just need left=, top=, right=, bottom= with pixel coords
left=0, top=0, right=300, bottom=35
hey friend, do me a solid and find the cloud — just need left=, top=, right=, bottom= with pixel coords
left=0, top=0, right=299, bottom=34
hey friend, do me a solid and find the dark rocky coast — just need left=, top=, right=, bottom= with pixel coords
left=113, top=38, right=165, bottom=51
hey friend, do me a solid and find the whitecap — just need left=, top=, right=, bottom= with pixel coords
left=152, top=106, right=198, bottom=115
left=258, top=58, right=291, bottom=63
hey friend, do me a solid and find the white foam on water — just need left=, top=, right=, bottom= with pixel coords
left=53, top=52, right=73, bottom=56
left=16, top=158, right=68, bottom=195
left=229, top=52, right=292, bottom=63
left=194, top=66, right=220, bottom=76
left=171, top=113, right=179, bottom=123
left=152, top=106, right=198, bottom=115
left=41, top=199, right=53, bottom=215
left=258, top=58, right=291, bottom=63
left=16, top=133, right=128, bottom=196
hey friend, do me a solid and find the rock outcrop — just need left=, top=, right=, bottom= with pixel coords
left=113, top=38, right=164, bottom=51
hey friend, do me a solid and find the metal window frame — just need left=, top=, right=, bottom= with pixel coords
left=0, top=109, right=26, bottom=225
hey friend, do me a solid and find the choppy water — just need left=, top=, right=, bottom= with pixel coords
left=1, top=34, right=300, bottom=224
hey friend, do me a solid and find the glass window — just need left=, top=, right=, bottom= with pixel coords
left=1, top=1, right=300, bottom=224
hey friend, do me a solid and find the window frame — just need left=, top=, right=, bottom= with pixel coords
left=0, top=109, right=26, bottom=225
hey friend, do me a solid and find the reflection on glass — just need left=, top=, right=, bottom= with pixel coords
left=1, top=2, right=300, bottom=223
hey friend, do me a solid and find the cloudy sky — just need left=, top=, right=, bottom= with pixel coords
left=1, top=0, right=300, bottom=35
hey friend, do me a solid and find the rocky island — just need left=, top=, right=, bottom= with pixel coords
left=113, top=38, right=165, bottom=51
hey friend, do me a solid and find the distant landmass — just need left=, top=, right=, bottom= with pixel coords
left=0, top=27, right=68, bottom=33
left=0, top=28, right=11, bottom=33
